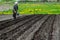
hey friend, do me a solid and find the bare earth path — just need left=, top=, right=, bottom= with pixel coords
left=52, top=15, right=60, bottom=40
left=0, top=15, right=60, bottom=40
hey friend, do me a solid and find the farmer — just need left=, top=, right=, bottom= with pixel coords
left=13, top=2, right=18, bottom=19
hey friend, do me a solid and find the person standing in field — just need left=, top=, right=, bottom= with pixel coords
left=13, top=2, right=18, bottom=19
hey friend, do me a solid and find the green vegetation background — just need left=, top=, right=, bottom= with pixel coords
left=0, top=1, right=60, bottom=15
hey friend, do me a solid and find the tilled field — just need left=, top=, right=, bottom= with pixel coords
left=0, top=15, right=59, bottom=40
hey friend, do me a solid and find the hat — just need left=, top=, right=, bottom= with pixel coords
left=15, top=2, right=18, bottom=4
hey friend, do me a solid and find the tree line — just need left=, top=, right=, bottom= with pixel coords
left=1, top=0, right=60, bottom=2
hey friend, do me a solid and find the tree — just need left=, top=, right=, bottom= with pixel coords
left=57, top=0, right=60, bottom=2
left=2, top=0, right=14, bottom=2
left=41, top=0, right=47, bottom=2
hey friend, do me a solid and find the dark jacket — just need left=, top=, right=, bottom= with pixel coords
left=14, top=4, right=18, bottom=11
